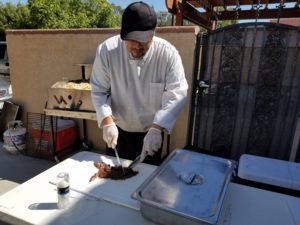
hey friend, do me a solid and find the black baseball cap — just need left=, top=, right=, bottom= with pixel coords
left=120, top=1, right=157, bottom=43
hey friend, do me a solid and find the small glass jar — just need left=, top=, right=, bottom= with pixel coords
left=56, top=172, right=70, bottom=209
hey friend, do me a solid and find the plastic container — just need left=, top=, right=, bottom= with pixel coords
left=56, top=172, right=70, bottom=209
left=238, top=154, right=300, bottom=191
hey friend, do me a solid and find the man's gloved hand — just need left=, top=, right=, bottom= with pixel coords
left=102, top=122, right=118, bottom=149
left=140, top=128, right=162, bottom=162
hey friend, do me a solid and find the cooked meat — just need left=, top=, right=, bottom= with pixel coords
left=89, top=162, right=138, bottom=182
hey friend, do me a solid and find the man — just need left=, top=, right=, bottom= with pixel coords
left=90, top=1, right=188, bottom=165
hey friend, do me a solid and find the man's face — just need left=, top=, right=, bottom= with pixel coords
left=125, top=39, right=153, bottom=59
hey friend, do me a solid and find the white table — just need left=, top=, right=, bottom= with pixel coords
left=0, top=151, right=299, bottom=225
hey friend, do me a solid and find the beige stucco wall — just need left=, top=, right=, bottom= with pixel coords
left=5, top=26, right=198, bottom=156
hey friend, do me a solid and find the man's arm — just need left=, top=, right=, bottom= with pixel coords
left=90, top=44, right=113, bottom=128
left=152, top=48, right=188, bottom=133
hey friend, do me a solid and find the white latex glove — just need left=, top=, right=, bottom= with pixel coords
left=140, top=128, right=162, bottom=162
left=102, top=122, right=118, bottom=149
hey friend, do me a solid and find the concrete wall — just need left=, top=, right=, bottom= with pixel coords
left=5, top=26, right=198, bottom=156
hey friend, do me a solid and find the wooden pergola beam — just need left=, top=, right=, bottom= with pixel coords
left=165, top=0, right=300, bottom=30
left=179, top=1, right=215, bottom=30
left=187, top=0, right=214, bottom=10
left=187, top=0, right=297, bottom=7
left=218, top=7, right=300, bottom=20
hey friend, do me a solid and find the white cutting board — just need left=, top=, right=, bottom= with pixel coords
left=66, top=151, right=156, bottom=210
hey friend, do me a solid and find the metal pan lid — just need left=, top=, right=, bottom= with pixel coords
left=132, top=149, right=234, bottom=223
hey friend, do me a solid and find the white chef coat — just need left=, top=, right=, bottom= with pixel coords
left=90, top=35, right=188, bottom=133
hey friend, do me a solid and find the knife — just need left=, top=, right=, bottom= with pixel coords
left=128, top=155, right=141, bottom=169
left=113, top=148, right=122, bottom=166
left=113, top=148, right=125, bottom=175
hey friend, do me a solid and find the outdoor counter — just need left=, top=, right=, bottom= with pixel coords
left=0, top=151, right=299, bottom=225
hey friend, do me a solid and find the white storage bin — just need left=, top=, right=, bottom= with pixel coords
left=238, top=154, right=300, bottom=191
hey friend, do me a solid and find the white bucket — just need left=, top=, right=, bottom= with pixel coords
left=3, top=120, right=27, bottom=154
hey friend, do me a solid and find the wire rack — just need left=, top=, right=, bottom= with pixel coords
left=26, top=112, right=58, bottom=159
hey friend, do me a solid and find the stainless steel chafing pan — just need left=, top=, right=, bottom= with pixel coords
left=132, top=149, right=235, bottom=225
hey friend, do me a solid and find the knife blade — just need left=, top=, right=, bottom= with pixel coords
left=113, top=148, right=125, bottom=175
left=113, top=148, right=121, bottom=166
left=128, top=155, right=141, bottom=169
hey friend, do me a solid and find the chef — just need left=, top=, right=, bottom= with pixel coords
left=90, top=1, right=188, bottom=165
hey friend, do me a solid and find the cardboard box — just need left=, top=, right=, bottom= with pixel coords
left=46, top=81, right=95, bottom=112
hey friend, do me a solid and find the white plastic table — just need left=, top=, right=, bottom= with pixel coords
left=0, top=151, right=299, bottom=225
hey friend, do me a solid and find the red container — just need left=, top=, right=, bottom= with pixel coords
left=31, top=119, right=77, bottom=152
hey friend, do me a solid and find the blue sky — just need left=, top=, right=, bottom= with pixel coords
left=1, top=0, right=27, bottom=3
left=0, top=0, right=168, bottom=11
